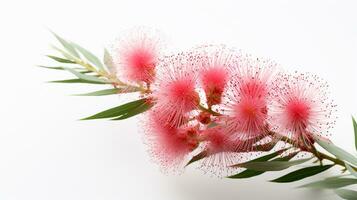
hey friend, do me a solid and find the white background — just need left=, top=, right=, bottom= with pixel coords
left=0, top=0, right=357, bottom=199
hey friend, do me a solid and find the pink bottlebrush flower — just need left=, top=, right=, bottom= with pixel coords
left=151, top=51, right=200, bottom=127
left=195, top=45, right=236, bottom=107
left=270, top=72, right=336, bottom=148
left=222, top=54, right=278, bottom=150
left=198, top=127, right=244, bottom=176
left=113, top=27, right=164, bottom=83
left=201, top=126, right=235, bottom=154
left=144, top=111, right=199, bottom=170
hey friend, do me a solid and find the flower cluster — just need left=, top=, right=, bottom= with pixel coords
left=44, top=27, right=357, bottom=198
left=109, top=28, right=336, bottom=174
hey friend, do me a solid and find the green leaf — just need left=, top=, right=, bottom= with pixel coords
left=314, top=135, right=357, bottom=167
left=271, top=165, right=334, bottom=183
left=38, top=65, right=66, bottom=70
left=72, top=43, right=105, bottom=71
left=64, top=68, right=110, bottom=84
left=228, top=152, right=297, bottom=179
left=345, top=163, right=357, bottom=178
left=230, top=149, right=287, bottom=168
left=49, top=79, right=107, bottom=84
left=335, top=189, right=357, bottom=200
left=47, top=55, right=75, bottom=63
left=73, top=88, right=140, bottom=96
left=299, top=178, right=357, bottom=189
left=51, top=31, right=80, bottom=57
left=82, top=99, right=149, bottom=120
left=104, top=48, right=115, bottom=73
left=186, top=150, right=208, bottom=167
left=232, top=157, right=312, bottom=171
left=38, top=65, right=87, bottom=72
left=353, top=116, right=357, bottom=152
left=111, top=101, right=153, bottom=120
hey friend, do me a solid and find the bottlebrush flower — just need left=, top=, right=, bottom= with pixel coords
left=144, top=111, right=199, bottom=170
left=202, top=126, right=235, bottom=154
left=195, top=45, right=236, bottom=107
left=151, top=51, right=200, bottom=127
left=112, top=27, right=164, bottom=83
left=222, top=55, right=278, bottom=150
left=199, top=126, right=248, bottom=176
left=269, top=72, right=336, bottom=148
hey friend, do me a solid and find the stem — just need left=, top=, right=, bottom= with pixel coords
left=74, top=59, right=148, bottom=93
left=198, top=104, right=221, bottom=116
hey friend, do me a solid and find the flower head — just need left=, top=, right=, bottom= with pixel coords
left=270, top=72, right=336, bottom=148
left=195, top=45, right=236, bottom=107
left=113, top=27, right=164, bottom=83
left=151, top=51, right=200, bottom=127
left=222, top=55, right=278, bottom=150
left=144, top=111, right=199, bottom=170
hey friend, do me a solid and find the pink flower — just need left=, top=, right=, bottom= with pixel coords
left=270, top=72, right=336, bottom=148
left=198, top=127, right=244, bottom=176
left=113, top=27, right=164, bottom=83
left=144, top=111, right=199, bottom=169
left=201, top=127, right=235, bottom=154
left=195, top=45, right=236, bottom=107
left=222, top=55, right=278, bottom=150
left=151, top=51, right=200, bottom=127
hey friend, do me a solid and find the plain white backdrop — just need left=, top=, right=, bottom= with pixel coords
left=0, top=0, right=357, bottom=199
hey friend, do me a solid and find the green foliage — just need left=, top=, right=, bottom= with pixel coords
left=353, top=116, right=357, bottom=151
left=64, top=68, right=109, bottom=83
left=335, top=189, right=357, bottom=200
left=228, top=152, right=298, bottom=179
left=51, top=31, right=80, bottom=58
left=271, top=165, right=333, bottom=183
left=49, top=79, right=107, bottom=84
left=47, top=55, right=75, bottom=63
left=314, top=135, right=357, bottom=167
left=71, top=42, right=105, bottom=71
left=111, top=101, right=153, bottom=120
left=73, top=88, right=140, bottom=96
left=299, top=177, right=357, bottom=189
left=185, top=150, right=208, bottom=167
left=345, top=163, right=357, bottom=178
left=82, top=98, right=152, bottom=120
left=231, top=157, right=311, bottom=172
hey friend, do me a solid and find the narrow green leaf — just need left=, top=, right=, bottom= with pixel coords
left=232, top=158, right=312, bottom=171
left=111, top=101, right=153, bottom=120
left=47, top=55, right=75, bottom=63
left=186, top=150, right=208, bottom=167
left=73, top=88, right=122, bottom=96
left=335, top=189, right=357, bottom=200
left=345, top=163, right=357, bottom=178
left=228, top=152, right=297, bottom=179
left=49, top=79, right=106, bottom=84
left=314, top=135, right=357, bottom=167
left=352, top=116, right=357, bottom=151
left=271, top=165, right=334, bottom=183
left=38, top=65, right=88, bottom=72
left=104, top=48, right=115, bottom=73
left=64, top=68, right=110, bottom=84
left=230, top=149, right=287, bottom=168
left=51, top=45, right=78, bottom=61
left=72, top=43, right=105, bottom=70
left=82, top=99, right=148, bottom=120
left=73, top=85, right=143, bottom=96
left=51, top=31, right=80, bottom=57
left=38, top=65, right=66, bottom=70
left=299, top=178, right=357, bottom=189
